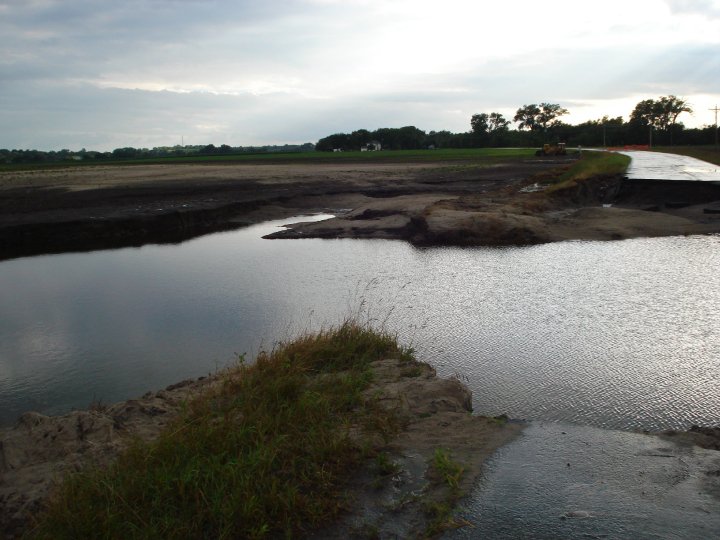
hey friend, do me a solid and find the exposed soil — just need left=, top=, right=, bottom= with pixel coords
left=0, top=359, right=521, bottom=539
left=0, top=159, right=540, bottom=261
left=269, top=171, right=720, bottom=246
left=4, top=155, right=719, bottom=261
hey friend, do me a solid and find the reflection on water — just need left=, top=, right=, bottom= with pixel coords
left=1, top=216, right=718, bottom=430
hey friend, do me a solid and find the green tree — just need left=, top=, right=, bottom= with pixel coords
left=488, top=112, right=510, bottom=133
left=537, top=103, right=569, bottom=131
left=470, top=113, right=489, bottom=134
left=514, top=104, right=541, bottom=131
left=514, top=103, right=568, bottom=132
left=630, top=96, right=692, bottom=145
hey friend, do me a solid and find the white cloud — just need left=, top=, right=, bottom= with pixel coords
left=1, top=0, right=719, bottom=149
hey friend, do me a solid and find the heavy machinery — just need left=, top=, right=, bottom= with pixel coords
left=535, top=142, right=567, bottom=156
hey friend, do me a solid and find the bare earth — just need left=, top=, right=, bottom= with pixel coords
left=2, top=156, right=720, bottom=261
left=0, top=358, right=521, bottom=538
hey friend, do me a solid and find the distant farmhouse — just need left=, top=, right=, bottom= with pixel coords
left=361, top=141, right=382, bottom=152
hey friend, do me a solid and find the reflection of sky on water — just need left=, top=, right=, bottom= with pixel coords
left=1, top=219, right=718, bottom=430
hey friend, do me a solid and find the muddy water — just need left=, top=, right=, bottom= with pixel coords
left=1, top=216, right=718, bottom=430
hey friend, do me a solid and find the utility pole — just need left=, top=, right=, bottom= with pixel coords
left=711, top=105, right=719, bottom=147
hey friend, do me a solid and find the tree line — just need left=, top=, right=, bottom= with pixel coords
left=2, top=95, right=715, bottom=164
left=317, top=95, right=715, bottom=151
left=0, top=142, right=316, bottom=165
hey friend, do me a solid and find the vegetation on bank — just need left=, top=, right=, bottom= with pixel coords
left=544, top=151, right=631, bottom=194
left=27, top=322, right=415, bottom=539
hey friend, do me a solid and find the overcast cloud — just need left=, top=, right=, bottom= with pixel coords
left=1, top=0, right=719, bottom=150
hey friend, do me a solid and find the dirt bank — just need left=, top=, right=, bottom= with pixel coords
left=3, top=155, right=720, bottom=260
left=269, top=173, right=720, bottom=245
left=0, top=158, right=545, bottom=261
left=0, top=358, right=521, bottom=538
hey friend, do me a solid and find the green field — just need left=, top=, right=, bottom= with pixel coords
left=0, top=148, right=538, bottom=171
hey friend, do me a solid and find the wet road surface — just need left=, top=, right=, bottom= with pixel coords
left=443, top=422, right=720, bottom=540
left=620, top=151, right=720, bottom=182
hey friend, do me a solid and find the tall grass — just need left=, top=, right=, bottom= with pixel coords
left=27, top=321, right=414, bottom=539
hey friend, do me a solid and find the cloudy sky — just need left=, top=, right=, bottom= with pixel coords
left=1, top=0, right=719, bottom=151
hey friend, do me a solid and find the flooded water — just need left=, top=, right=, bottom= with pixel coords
left=1, top=216, right=719, bottom=430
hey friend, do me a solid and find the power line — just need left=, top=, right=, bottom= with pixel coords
left=711, top=106, right=719, bottom=147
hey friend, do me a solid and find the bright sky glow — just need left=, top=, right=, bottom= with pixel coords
left=1, top=0, right=719, bottom=150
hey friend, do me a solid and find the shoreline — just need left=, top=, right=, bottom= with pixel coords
left=2, top=360, right=717, bottom=538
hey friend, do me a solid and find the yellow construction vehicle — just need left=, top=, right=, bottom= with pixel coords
left=535, top=142, right=567, bottom=156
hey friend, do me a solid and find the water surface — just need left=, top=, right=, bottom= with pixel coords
left=1, top=217, right=718, bottom=430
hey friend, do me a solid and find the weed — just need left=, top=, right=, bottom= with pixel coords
left=432, top=448, right=464, bottom=490
left=423, top=501, right=472, bottom=537
left=374, top=451, right=401, bottom=477
left=490, top=414, right=509, bottom=425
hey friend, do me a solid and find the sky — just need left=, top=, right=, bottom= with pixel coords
left=1, top=0, right=719, bottom=151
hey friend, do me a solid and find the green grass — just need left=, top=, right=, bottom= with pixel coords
left=27, top=321, right=414, bottom=539
left=544, top=150, right=631, bottom=193
left=431, top=448, right=464, bottom=490
left=0, top=148, right=536, bottom=172
left=423, top=449, right=468, bottom=536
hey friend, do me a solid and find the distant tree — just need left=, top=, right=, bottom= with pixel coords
left=488, top=112, right=510, bottom=133
left=514, top=104, right=541, bottom=131
left=316, top=133, right=351, bottom=151
left=537, top=103, right=569, bottom=131
left=111, top=147, right=139, bottom=159
left=349, top=129, right=372, bottom=150
left=471, top=112, right=510, bottom=147
left=470, top=113, right=489, bottom=134
left=470, top=113, right=490, bottom=146
left=630, top=96, right=692, bottom=145
left=514, top=103, right=568, bottom=133
left=426, top=130, right=456, bottom=148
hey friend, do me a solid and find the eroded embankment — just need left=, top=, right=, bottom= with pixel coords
left=0, top=157, right=563, bottom=261
left=268, top=172, right=720, bottom=245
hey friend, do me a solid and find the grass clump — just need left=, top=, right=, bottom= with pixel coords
left=422, top=449, right=468, bottom=536
left=544, top=150, right=630, bottom=193
left=27, top=321, right=414, bottom=539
